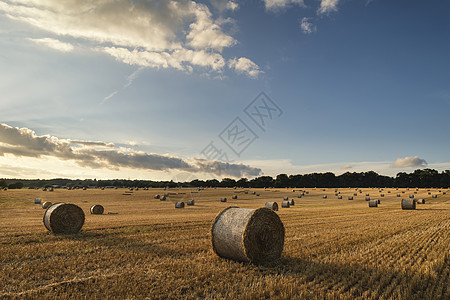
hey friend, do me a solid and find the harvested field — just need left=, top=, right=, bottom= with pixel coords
left=0, top=187, right=449, bottom=299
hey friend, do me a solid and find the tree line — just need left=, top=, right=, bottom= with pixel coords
left=1, top=169, right=449, bottom=189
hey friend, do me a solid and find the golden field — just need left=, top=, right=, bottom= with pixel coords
left=0, top=187, right=449, bottom=299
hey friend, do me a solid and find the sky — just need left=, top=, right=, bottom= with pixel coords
left=0, top=0, right=449, bottom=181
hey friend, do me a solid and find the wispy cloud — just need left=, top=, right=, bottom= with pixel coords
left=300, top=17, right=317, bottom=34
left=391, top=156, right=428, bottom=168
left=318, top=0, right=339, bottom=15
left=0, top=123, right=261, bottom=178
left=228, top=57, right=262, bottom=79
left=263, top=0, right=305, bottom=10
left=0, top=0, right=260, bottom=78
left=28, top=38, right=74, bottom=52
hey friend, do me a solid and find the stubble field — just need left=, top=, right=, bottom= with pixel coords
left=0, top=187, right=449, bottom=299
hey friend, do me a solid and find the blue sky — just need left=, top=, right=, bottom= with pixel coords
left=0, top=0, right=449, bottom=180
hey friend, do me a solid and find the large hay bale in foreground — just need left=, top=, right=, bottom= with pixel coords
left=401, top=199, right=416, bottom=210
left=265, top=202, right=278, bottom=211
left=43, top=203, right=85, bottom=234
left=90, top=205, right=104, bottom=215
left=369, top=200, right=378, bottom=207
left=175, top=202, right=185, bottom=209
left=42, top=202, right=52, bottom=209
left=211, top=207, right=285, bottom=263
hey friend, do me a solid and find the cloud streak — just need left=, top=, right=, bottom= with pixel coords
left=0, top=123, right=261, bottom=178
left=0, top=0, right=260, bottom=78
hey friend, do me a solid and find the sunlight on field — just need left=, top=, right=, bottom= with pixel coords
left=0, top=188, right=449, bottom=299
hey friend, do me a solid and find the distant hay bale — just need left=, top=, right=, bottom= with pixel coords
left=380, top=194, right=384, bottom=197
left=244, top=191, right=248, bottom=194
left=175, top=202, right=185, bottom=209
left=365, top=197, right=370, bottom=201
left=417, top=199, right=425, bottom=204
left=43, top=203, right=85, bottom=234
left=232, top=195, right=237, bottom=199
left=42, top=202, right=52, bottom=209
left=353, top=193, right=357, bottom=196
left=211, top=207, right=285, bottom=263
left=35, top=198, right=41, bottom=204
left=283, top=196, right=288, bottom=200
left=409, top=195, right=414, bottom=198
left=288, top=199, right=295, bottom=206
left=252, top=191, right=256, bottom=195
left=401, top=199, right=416, bottom=210
left=90, top=205, right=104, bottom=215
left=338, top=195, right=342, bottom=199
left=265, top=202, right=278, bottom=211
left=164, top=193, right=169, bottom=197
left=428, top=192, right=431, bottom=195
left=256, top=193, right=260, bottom=196
left=368, top=200, right=378, bottom=207
left=322, top=195, right=327, bottom=199
left=187, top=200, right=195, bottom=206
left=82, top=187, right=87, bottom=190
left=160, top=195, right=166, bottom=201
left=281, top=201, right=290, bottom=208
left=442, top=192, right=446, bottom=195
left=348, top=196, right=353, bottom=200
left=388, top=191, right=391, bottom=193
left=220, top=197, right=227, bottom=202
left=366, top=193, right=369, bottom=196
left=305, top=191, right=309, bottom=194
left=297, top=195, right=302, bottom=198
left=397, top=194, right=401, bottom=197
left=377, top=199, right=381, bottom=204
left=432, top=195, right=437, bottom=198
left=154, top=195, right=160, bottom=199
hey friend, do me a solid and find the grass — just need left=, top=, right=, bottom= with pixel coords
left=0, top=187, right=449, bottom=299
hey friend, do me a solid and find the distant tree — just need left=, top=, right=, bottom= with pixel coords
left=8, top=182, right=24, bottom=189
left=0, top=180, right=7, bottom=188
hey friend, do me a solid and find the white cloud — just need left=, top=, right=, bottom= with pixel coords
left=0, top=0, right=259, bottom=78
left=391, top=156, right=428, bottom=168
left=228, top=57, right=262, bottom=78
left=264, top=0, right=305, bottom=10
left=300, top=17, right=316, bottom=34
left=28, top=38, right=74, bottom=52
left=318, top=0, right=339, bottom=14
left=0, top=123, right=261, bottom=178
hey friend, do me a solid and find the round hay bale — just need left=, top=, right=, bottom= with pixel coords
left=388, top=191, right=391, bottom=193
left=443, top=192, right=446, bottom=195
left=160, top=195, right=166, bottom=201
left=220, top=197, right=227, bottom=202
left=211, top=207, right=285, bottom=263
left=164, top=193, right=169, bottom=197
left=43, top=203, right=85, bottom=234
left=256, top=193, right=260, bottom=196
left=365, top=197, right=370, bottom=201
left=401, top=199, right=416, bottom=210
left=42, top=201, right=52, bottom=209
left=90, top=205, right=104, bottom=215
left=428, top=192, right=431, bottom=195
left=409, top=195, right=414, bottom=198
left=366, top=193, right=370, bottom=196
left=380, top=194, right=384, bottom=197
left=297, top=195, right=302, bottom=198
left=377, top=199, right=381, bottom=204
left=35, top=198, right=41, bottom=204
left=244, top=191, right=248, bottom=194
left=187, top=199, right=195, bottom=206
left=251, top=191, right=256, bottom=195
left=338, top=195, right=342, bottom=199
left=432, top=194, right=437, bottom=198
left=232, top=195, right=238, bottom=199
left=322, top=195, right=327, bottom=199
left=353, top=193, right=358, bottom=196
left=397, top=194, right=401, bottom=197
left=281, top=201, right=290, bottom=208
left=283, top=196, right=288, bottom=200
left=417, top=199, right=425, bottom=204
left=368, top=200, right=378, bottom=207
left=265, top=202, right=278, bottom=211
left=348, top=196, right=353, bottom=200
left=288, top=199, right=295, bottom=206
left=305, top=191, right=309, bottom=194
left=175, top=202, right=185, bottom=208
left=154, top=194, right=160, bottom=199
